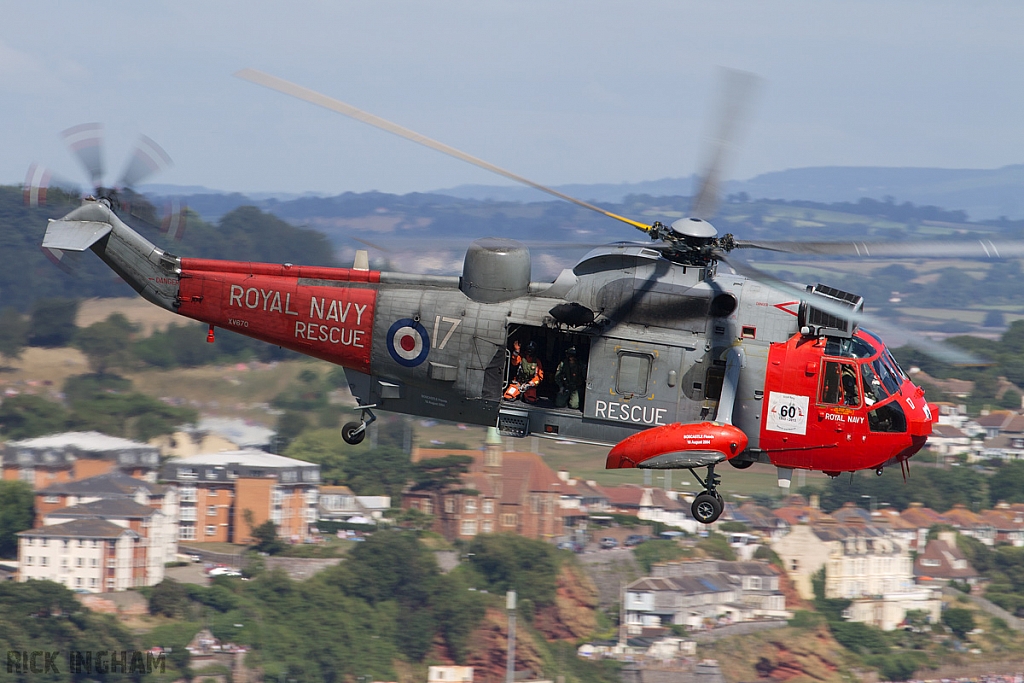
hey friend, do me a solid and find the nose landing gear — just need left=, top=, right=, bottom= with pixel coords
left=688, top=463, right=725, bottom=524
left=342, top=405, right=377, bottom=445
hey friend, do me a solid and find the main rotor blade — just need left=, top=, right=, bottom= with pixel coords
left=61, top=123, right=104, bottom=189
left=713, top=249, right=985, bottom=366
left=690, top=69, right=759, bottom=221
left=734, top=238, right=1024, bottom=260
left=235, top=68, right=652, bottom=235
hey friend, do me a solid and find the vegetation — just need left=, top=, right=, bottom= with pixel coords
left=633, top=539, right=691, bottom=572
left=466, top=533, right=560, bottom=606
left=799, top=463, right=991, bottom=513
left=956, top=534, right=1024, bottom=616
left=0, top=480, right=34, bottom=558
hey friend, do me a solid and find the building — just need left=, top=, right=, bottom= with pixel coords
left=772, top=519, right=939, bottom=630
left=624, top=559, right=788, bottom=633
left=914, top=532, right=981, bottom=587
left=942, top=504, right=996, bottom=546
left=162, top=450, right=320, bottom=544
left=42, top=498, right=174, bottom=583
left=428, top=666, right=473, bottom=683
left=151, top=416, right=276, bottom=458
left=402, top=428, right=565, bottom=542
left=17, top=519, right=141, bottom=592
left=35, top=471, right=177, bottom=523
left=3, top=432, right=160, bottom=488
left=604, top=484, right=695, bottom=532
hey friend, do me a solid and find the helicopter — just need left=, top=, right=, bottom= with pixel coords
left=34, top=69, right=1024, bottom=524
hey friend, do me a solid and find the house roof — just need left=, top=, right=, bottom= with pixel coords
left=628, top=572, right=736, bottom=595
left=975, top=412, right=1017, bottom=429
left=36, top=471, right=166, bottom=497
left=943, top=505, right=993, bottom=530
left=773, top=505, right=825, bottom=526
left=410, top=447, right=568, bottom=508
left=914, top=538, right=978, bottom=580
left=900, top=504, right=945, bottom=529
left=7, top=431, right=155, bottom=452
left=932, top=424, right=969, bottom=438
left=980, top=508, right=1024, bottom=532
left=604, top=484, right=685, bottom=511
left=319, top=485, right=356, bottom=496
left=171, top=449, right=315, bottom=469
left=732, top=503, right=783, bottom=530
left=46, top=498, right=157, bottom=519
left=17, top=518, right=135, bottom=539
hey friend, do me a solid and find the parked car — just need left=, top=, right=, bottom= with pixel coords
left=599, top=537, right=619, bottom=549
left=208, top=566, right=242, bottom=577
left=187, top=553, right=202, bottom=563
left=624, top=534, right=648, bottom=547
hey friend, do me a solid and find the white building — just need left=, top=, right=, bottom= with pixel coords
left=17, top=519, right=141, bottom=593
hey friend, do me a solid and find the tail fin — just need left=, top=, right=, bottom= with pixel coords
left=42, top=218, right=111, bottom=252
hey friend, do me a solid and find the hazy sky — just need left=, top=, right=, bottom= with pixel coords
left=4, top=1, right=1023, bottom=197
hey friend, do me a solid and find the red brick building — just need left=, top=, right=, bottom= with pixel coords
left=403, top=429, right=566, bottom=542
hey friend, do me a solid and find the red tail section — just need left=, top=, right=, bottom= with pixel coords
left=176, top=259, right=379, bottom=373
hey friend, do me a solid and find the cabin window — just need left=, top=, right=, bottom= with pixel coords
left=860, top=363, right=889, bottom=406
left=868, top=400, right=907, bottom=433
left=820, top=361, right=860, bottom=407
left=616, top=353, right=651, bottom=397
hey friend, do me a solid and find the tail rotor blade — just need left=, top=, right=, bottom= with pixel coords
left=690, top=69, right=760, bottom=221
left=118, top=134, right=173, bottom=188
left=24, top=163, right=52, bottom=207
left=160, top=198, right=188, bottom=241
left=61, top=123, right=105, bottom=189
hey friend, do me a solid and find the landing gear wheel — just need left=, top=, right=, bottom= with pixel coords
left=729, top=458, right=754, bottom=470
left=342, top=422, right=366, bottom=445
left=691, top=492, right=723, bottom=524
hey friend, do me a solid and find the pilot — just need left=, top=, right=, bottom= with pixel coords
left=842, top=366, right=860, bottom=406
left=504, top=340, right=544, bottom=403
left=554, top=346, right=584, bottom=410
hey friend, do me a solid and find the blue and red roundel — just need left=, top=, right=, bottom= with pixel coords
left=386, top=318, right=430, bottom=367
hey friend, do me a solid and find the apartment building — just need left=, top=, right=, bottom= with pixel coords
left=17, top=519, right=140, bottom=593
left=3, top=432, right=160, bottom=489
left=162, top=450, right=320, bottom=544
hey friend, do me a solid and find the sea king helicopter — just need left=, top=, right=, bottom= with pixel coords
left=33, top=69, right=1024, bottom=524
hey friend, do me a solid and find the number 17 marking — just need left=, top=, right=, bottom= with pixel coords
left=432, top=315, right=461, bottom=350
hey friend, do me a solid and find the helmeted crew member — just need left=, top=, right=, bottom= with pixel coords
left=554, top=346, right=584, bottom=410
left=504, top=340, right=543, bottom=403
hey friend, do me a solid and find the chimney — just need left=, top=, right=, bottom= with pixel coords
left=557, top=470, right=570, bottom=483
left=809, top=494, right=820, bottom=510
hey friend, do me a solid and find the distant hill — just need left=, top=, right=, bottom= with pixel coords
left=432, top=165, right=1024, bottom=221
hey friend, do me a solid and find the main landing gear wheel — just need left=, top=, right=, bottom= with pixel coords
left=691, top=493, right=723, bottom=524
left=342, top=405, right=378, bottom=445
left=342, top=422, right=366, bottom=445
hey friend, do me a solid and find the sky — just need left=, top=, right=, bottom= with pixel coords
left=4, top=1, right=1024, bottom=198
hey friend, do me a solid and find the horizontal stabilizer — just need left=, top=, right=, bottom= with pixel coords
left=43, top=219, right=112, bottom=252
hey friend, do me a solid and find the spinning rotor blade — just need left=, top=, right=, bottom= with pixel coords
left=235, top=68, right=652, bottom=235
left=61, top=123, right=104, bottom=189
left=734, top=238, right=1024, bottom=260
left=23, top=164, right=83, bottom=207
left=690, top=69, right=759, bottom=221
left=118, top=134, right=173, bottom=188
left=713, top=249, right=985, bottom=366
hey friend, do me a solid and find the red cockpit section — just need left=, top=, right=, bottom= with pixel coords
left=760, top=330, right=935, bottom=473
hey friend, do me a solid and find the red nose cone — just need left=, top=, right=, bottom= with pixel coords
left=606, top=421, right=749, bottom=469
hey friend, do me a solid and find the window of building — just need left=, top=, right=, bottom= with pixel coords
left=423, top=499, right=433, bottom=515
left=90, top=558, right=98, bottom=567
left=502, top=513, right=516, bottom=527
left=44, top=496, right=60, bottom=504
left=271, top=510, right=282, bottom=524
left=26, top=537, right=33, bottom=546
left=19, top=468, right=35, bottom=484
left=281, top=470, right=297, bottom=482
left=531, top=496, right=540, bottom=514
left=460, top=520, right=478, bottom=536
left=107, top=579, right=114, bottom=588
left=41, top=557, right=49, bottom=566
left=464, top=498, right=477, bottom=514
left=89, top=578, right=97, bottom=587
left=107, top=559, right=116, bottom=568
left=75, top=558, right=83, bottom=567
left=207, top=489, right=218, bottom=497
left=178, top=467, right=198, bottom=479
left=921, top=558, right=941, bottom=567
left=91, top=540, right=98, bottom=548
left=205, top=526, right=216, bottom=536
left=482, top=500, right=494, bottom=514
left=41, top=538, right=48, bottom=547
left=179, top=524, right=196, bottom=540
left=207, top=506, right=217, bottom=517
left=445, top=498, right=455, bottom=514
left=179, top=486, right=197, bottom=502
left=482, top=520, right=493, bottom=533
left=790, top=559, right=798, bottom=571
left=204, top=469, right=219, bottom=480
left=25, top=556, right=33, bottom=565
left=75, top=578, right=82, bottom=587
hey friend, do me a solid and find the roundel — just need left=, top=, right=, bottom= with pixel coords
left=386, top=318, right=431, bottom=367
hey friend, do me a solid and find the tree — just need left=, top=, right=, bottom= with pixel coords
left=0, top=480, right=33, bottom=558
left=73, top=312, right=139, bottom=374
left=411, top=455, right=473, bottom=493
left=942, top=607, right=975, bottom=638
left=250, top=520, right=286, bottom=555
left=0, top=307, right=28, bottom=364
left=344, top=445, right=413, bottom=497
left=148, top=578, right=188, bottom=617
left=284, top=428, right=349, bottom=484
left=468, top=533, right=560, bottom=606
left=634, top=539, right=689, bottom=572
left=0, top=394, right=69, bottom=439
left=989, top=461, right=1024, bottom=504
left=28, top=298, right=79, bottom=347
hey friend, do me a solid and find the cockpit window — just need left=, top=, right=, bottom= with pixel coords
left=873, top=358, right=901, bottom=396
left=860, top=363, right=889, bottom=406
left=821, top=361, right=861, bottom=407
left=825, top=336, right=875, bottom=359
left=868, top=400, right=907, bottom=433
left=884, top=351, right=908, bottom=381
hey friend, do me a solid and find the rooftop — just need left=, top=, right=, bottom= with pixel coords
left=18, top=518, right=136, bottom=539
left=46, top=498, right=157, bottom=519
left=36, top=471, right=166, bottom=497
left=7, top=431, right=155, bottom=452
left=171, top=449, right=316, bottom=469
